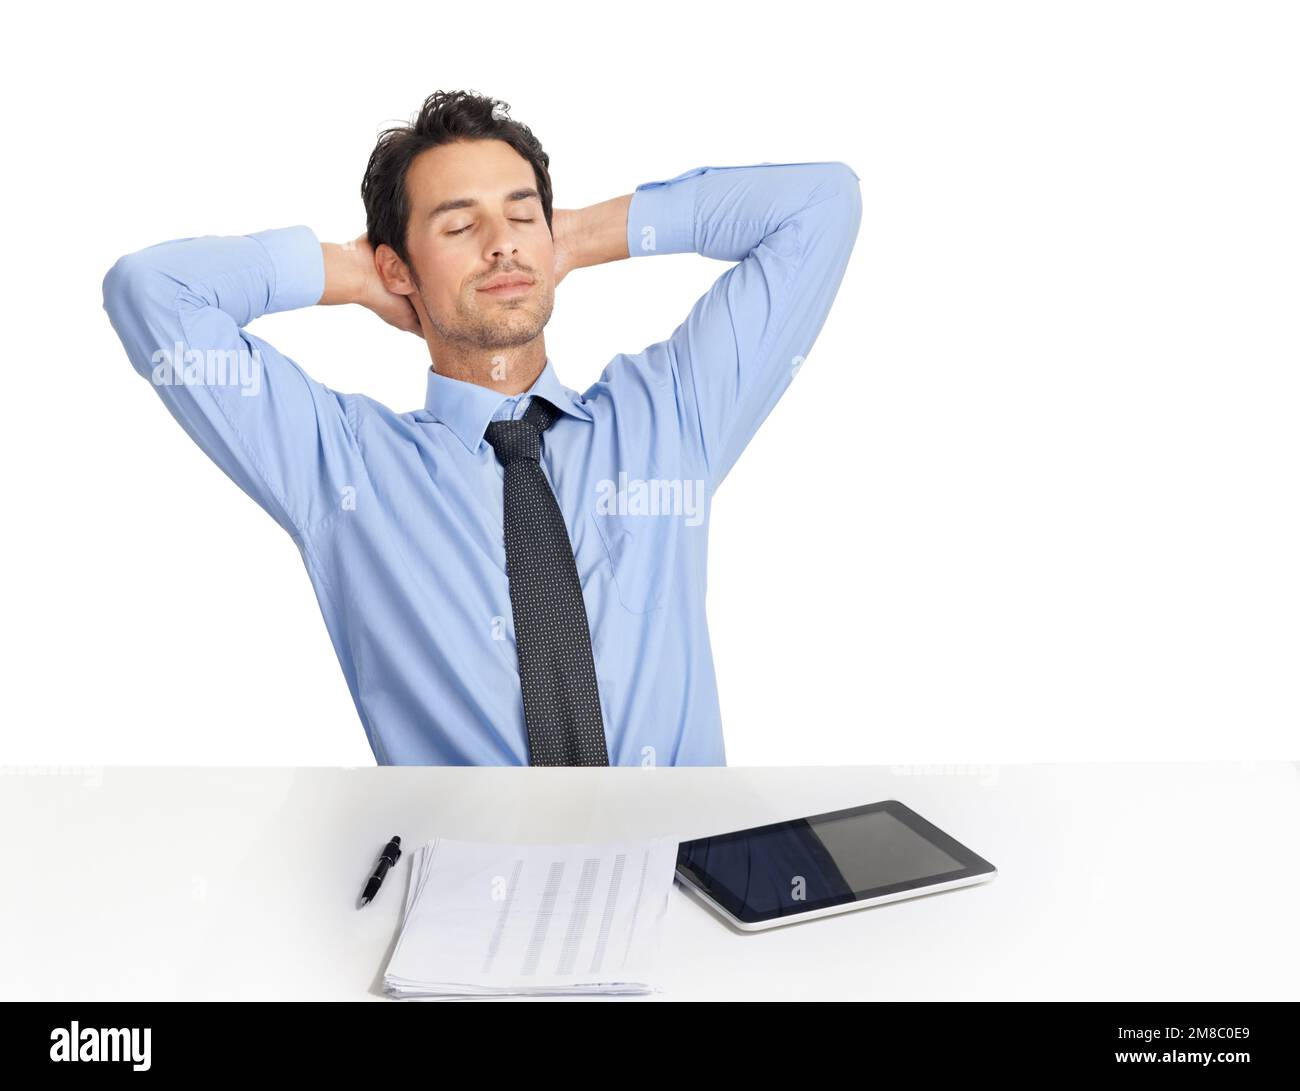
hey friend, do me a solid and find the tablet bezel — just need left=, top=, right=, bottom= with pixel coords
left=674, top=799, right=996, bottom=931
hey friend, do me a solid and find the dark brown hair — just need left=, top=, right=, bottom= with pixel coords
left=361, top=90, right=553, bottom=268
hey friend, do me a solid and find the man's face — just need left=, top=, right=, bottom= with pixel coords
left=396, top=138, right=554, bottom=350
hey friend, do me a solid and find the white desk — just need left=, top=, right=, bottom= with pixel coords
left=1, top=762, right=1295, bottom=1000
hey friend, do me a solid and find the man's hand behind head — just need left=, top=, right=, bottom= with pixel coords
left=320, top=234, right=423, bottom=337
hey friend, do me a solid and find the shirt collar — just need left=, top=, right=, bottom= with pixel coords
left=419, top=355, right=592, bottom=454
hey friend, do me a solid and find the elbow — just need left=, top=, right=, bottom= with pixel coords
left=807, top=162, right=862, bottom=220
left=819, top=163, right=863, bottom=236
left=101, top=252, right=145, bottom=318
left=102, top=252, right=174, bottom=382
left=830, top=160, right=861, bottom=188
left=102, top=250, right=175, bottom=328
left=832, top=161, right=862, bottom=211
left=844, top=173, right=863, bottom=235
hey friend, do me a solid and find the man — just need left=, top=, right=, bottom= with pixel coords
left=102, top=90, right=862, bottom=767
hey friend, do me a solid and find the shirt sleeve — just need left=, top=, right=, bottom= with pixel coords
left=624, top=161, right=863, bottom=489
left=102, top=225, right=358, bottom=539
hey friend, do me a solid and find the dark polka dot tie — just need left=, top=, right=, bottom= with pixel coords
left=484, top=396, right=610, bottom=766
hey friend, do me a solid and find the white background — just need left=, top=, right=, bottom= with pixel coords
left=2, top=0, right=1295, bottom=764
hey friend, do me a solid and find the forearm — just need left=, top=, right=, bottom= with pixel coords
left=319, top=239, right=369, bottom=306
left=557, top=194, right=632, bottom=273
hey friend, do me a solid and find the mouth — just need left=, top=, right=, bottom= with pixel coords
left=476, top=276, right=534, bottom=298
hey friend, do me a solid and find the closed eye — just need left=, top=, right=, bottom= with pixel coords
left=447, top=218, right=535, bottom=237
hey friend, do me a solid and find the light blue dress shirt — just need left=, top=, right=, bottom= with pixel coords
left=102, top=161, right=862, bottom=765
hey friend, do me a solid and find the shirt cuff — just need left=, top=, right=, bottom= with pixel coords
left=626, top=167, right=709, bottom=257
left=250, top=224, right=326, bottom=313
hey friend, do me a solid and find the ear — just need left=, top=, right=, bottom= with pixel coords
left=375, top=242, right=416, bottom=296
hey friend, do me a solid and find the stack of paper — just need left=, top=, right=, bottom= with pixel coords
left=382, top=835, right=681, bottom=1000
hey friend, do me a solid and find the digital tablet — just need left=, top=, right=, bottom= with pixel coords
left=674, top=799, right=997, bottom=931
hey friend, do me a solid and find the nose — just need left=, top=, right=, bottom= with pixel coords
left=485, top=218, right=519, bottom=261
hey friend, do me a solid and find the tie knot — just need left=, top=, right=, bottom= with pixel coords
left=483, top=396, right=560, bottom=466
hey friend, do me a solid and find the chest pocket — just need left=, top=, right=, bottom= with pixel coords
left=590, top=492, right=688, bottom=614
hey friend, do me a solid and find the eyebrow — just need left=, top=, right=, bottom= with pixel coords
left=426, top=188, right=541, bottom=221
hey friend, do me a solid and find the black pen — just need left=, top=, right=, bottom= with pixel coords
left=360, top=835, right=402, bottom=906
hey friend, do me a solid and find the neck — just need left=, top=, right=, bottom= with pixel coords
left=427, top=342, right=547, bottom=395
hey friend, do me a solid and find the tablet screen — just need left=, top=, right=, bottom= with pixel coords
left=676, top=800, right=995, bottom=925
